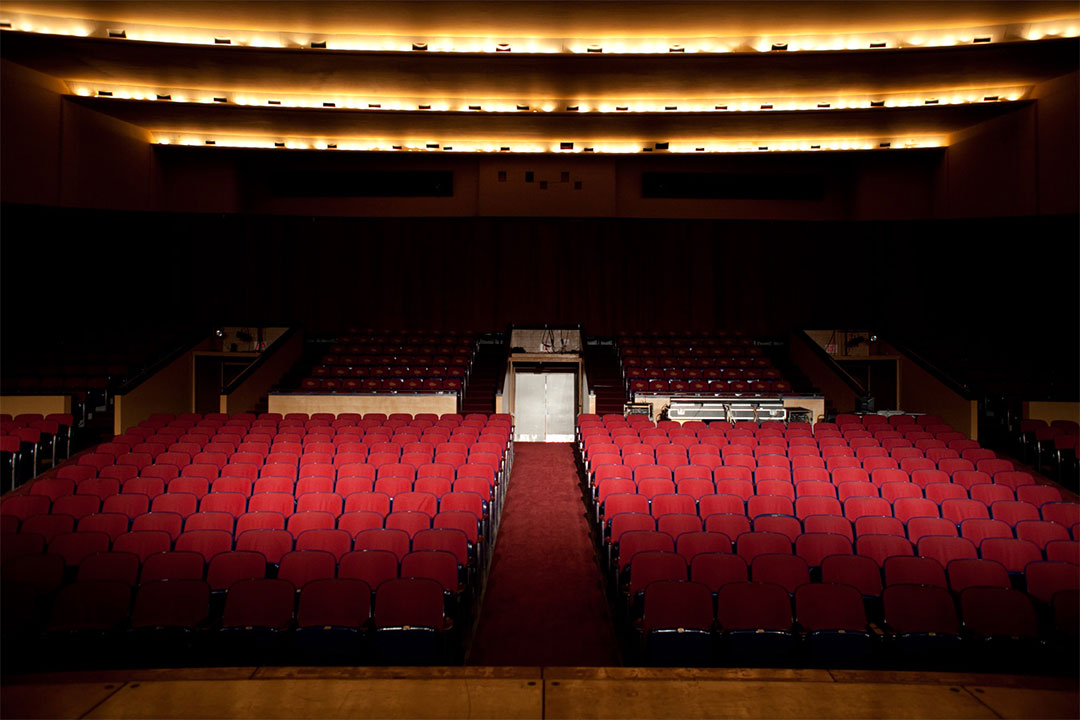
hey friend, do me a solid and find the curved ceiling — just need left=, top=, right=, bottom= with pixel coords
left=1, top=2, right=1076, bottom=153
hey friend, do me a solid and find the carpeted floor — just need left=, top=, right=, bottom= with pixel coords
left=467, top=443, right=621, bottom=666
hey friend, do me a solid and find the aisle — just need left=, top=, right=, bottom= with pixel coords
left=467, top=443, right=620, bottom=666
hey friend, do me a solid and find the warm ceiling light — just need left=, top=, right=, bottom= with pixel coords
left=412, top=41, right=428, bottom=51
left=106, top=28, right=126, bottom=38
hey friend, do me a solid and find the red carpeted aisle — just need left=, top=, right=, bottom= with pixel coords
left=467, top=442, right=620, bottom=666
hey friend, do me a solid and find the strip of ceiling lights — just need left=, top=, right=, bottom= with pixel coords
left=1, top=14, right=1077, bottom=52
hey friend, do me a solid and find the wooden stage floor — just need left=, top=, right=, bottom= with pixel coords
left=2, top=666, right=1077, bottom=719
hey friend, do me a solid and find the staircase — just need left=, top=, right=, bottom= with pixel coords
left=460, top=340, right=507, bottom=415
left=584, top=341, right=627, bottom=416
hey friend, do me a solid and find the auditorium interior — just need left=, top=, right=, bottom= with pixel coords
left=1, top=1, right=1078, bottom=718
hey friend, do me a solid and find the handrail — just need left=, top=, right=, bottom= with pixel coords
left=886, top=335, right=977, bottom=401
left=793, top=330, right=866, bottom=395
left=222, top=327, right=300, bottom=395
left=115, top=329, right=209, bottom=395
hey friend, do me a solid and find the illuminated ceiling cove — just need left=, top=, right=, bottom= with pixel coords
left=1, top=1, right=1077, bottom=154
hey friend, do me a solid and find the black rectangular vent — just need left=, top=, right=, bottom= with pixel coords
left=270, top=171, right=453, bottom=197
left=642, top=172, right=826, bottom=201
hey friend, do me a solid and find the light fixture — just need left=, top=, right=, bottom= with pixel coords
left=500, top=146, right=510, bottom=151
left=668, top=44, right=684, bottom=53
left=560, top=142, right=574, bottom=150
left=516, top=104, right=529, bottom=111
left=665, top=105, right=677, bottom=111
left=758, top=145, right=768, bottom=151
left=468, top=104, right=481, bottom=110
left=274, top=142, right=285, bottom=147
left=869, top=41, right=887, bottom=48
left=213, top=37, right=231, bottom=45
left=817, top=103, right=831, bottom=108
left=214, top=97, right=228, bottom=103
left=924, top=98, right=939, bottom=104
left=973, top=36, right=991, bottom=43
left=204, top=140, right=215, bottom=145
left=715, top=105, right=728, bottom=110
left=655, top=142, right=669, bottom=150
left=96, top=90, right=113, bottom=96
left=586, top=45, right=602, bottom=53
left=870, top=100, right=885, bottom=107
left=310, top=40, right=326, bottom=49
left=418, top=104, right=431, bottom=110
left=426, top=142, right=439, bottom=148
left=412, top=42, right=427, bottom=51
left=326, top=143, right=337, bottom=149
left=107, top=28, right=126, bottom=38
left=368, top=103, right=381, bottom=109
left=616, top=105, right=628, bottom=111
left=879, top=142, right=891, bottom=148
left=771, top=42, right=788, bottom=51
left=760, top=104, right=773, bottom=110
left=566, top=105, right=579, bottom=111
left=322, top=101, right=335, bottom=107
left=156, top=94, right=171, bottom=100
left=984, top=95, right=999, bottom=101
left=496, top=43, right=511, bottom=52
left=267, top=99, right=281, bottom=105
